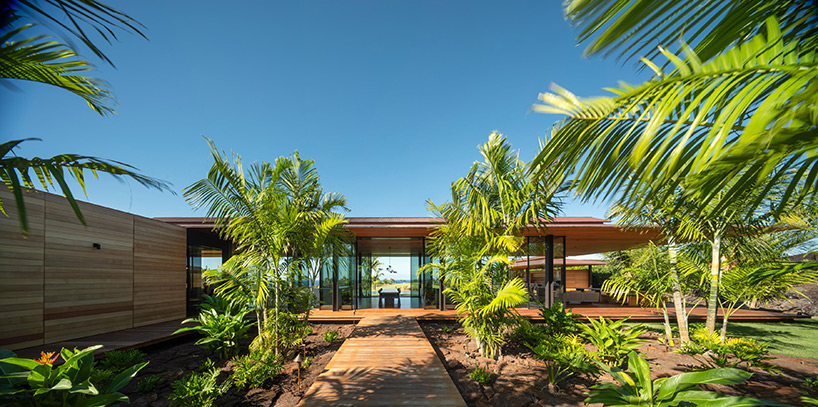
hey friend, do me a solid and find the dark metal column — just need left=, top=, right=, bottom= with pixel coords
left=545, top=235, right=554, bottom=308
left=525, top=236, right=531, bottom=309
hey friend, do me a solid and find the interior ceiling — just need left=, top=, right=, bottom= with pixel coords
left=356, top=238, right=425, bottom=256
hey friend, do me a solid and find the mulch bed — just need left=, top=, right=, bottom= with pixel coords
left=419, top=321, right=818, bottom=407
left=122, top=322, right=356, bottom=407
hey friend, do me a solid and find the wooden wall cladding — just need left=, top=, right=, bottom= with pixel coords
left=43, top=194, right=135, bottom=344
left=0, top=186, right=186, bottom=350
left=133, top=217, right=186, bottom=327
left=565, top=268, right=590, bottom=289
left=0, top=188, right=45, bottom=349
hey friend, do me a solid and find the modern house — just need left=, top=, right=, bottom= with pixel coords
left=1, top=187, right=661, bottom=350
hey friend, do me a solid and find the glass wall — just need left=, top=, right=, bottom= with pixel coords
left=186, top=245, right=223, bottom=316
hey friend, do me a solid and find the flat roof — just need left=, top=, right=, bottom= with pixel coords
left=155, top=216, right=662, bottom=256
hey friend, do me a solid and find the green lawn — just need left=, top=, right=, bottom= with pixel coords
left=637, top=318, right=818, bottom=358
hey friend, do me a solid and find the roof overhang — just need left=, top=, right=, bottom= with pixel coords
left=155, top=216, right=663, bottom=256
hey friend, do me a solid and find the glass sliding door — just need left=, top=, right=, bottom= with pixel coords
left=337, top=242, right=356, bottom=310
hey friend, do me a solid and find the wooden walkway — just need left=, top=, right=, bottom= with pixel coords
left=298, top=315, right=466, bottom=407
left=308, top=304, right=802, bottom=323
left=14, top=319, right=193, bottom=359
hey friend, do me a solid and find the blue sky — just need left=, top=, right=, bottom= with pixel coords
left=3, top=1, right=649, bottom=220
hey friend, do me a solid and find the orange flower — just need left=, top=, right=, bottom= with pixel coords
left=35, top=351, right=58, bottom=365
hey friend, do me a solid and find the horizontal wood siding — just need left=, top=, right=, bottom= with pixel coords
left=133, top=217, right=186, bottom=327
left=0, top=188, right=45, bottom=349
left=0, top=186, right=186, bottom=350
left=565, top=268, right=590, bottom=289
left=43, top=194, right=135, bottom=343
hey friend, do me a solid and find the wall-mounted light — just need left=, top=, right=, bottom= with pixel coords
left=92, top=243, right=101, bottom=250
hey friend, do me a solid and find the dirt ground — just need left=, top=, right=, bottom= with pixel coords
left=419, top=321, right=818, bottom=407
left=122, top=322, right=355, bottom=407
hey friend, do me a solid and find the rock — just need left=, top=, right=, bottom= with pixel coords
left=447, top=359, right=459, bottom=369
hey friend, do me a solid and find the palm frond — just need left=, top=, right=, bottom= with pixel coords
left=0, top=24, right=114, bottom=114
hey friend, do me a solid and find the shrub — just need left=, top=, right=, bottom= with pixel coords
left=169, top=367, right=229, bottom=407
left=527, top=334, right=598, bottom=389
left=538, top=301, right=577, bottom=335
left=323, top=330, right=339, bottom=343
left=174, top=308, right=252, bottom=359
left=199, top=358, right=216, bottom=372
left=231, top=351, right=283, bottom=390
left=251, top=311, right=312, bottom=356
left=512, top=319, right=546, bottom=348
left=301, top=355, right=313, bottom=369
left=99, top=349, right=147, bottom=371
left=199, top=293, right=247, bottom=315
left=441, top=325, right=452, bottom=334
left=89, top=367, right=116, bottom=389
left=469, top=366, right=491, bottom=385
left=805, top=376, right=818, bottom=396
left=580, top=316, right=646, bottom=367
left=0, top=345, right=146, bottom=406
left=586, top=352, right=789, bottom=407
left=677, top=327, right=778, bottom=373
left=137, top=375, right=161, bottom=394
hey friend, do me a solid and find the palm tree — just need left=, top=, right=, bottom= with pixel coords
left=425, top=132, right=563, bottom=358
left=184, top=138, right=348, bottom=354
left=1, top=138, right=170, bottom=233
left=532, top=2, right=817, bottom=220
left=1, top=2, right=167, bottom=233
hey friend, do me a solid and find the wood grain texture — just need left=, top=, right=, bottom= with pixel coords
left=0, top=188, right=45, bottom=349
left=133, top=217, right=186, bottom=327
left=0, top=186, right=186, bottom=349
left=298, top=315, right=467, bottom=407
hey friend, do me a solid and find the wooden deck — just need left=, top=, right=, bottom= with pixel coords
left=298, top=315, right=466, bottom=407
left=14, top=319, right=193, bottom=359
left=308, top=304, right=803, bottom=322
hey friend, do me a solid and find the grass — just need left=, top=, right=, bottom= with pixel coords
left=636, top=318, right=818, bottom=358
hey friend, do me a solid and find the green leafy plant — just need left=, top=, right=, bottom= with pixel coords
left=137, top=375, right=161, bottom=394
left=538, top=301, right=577, bottom=335
left=586, top=352, right=792, bottom=407
left=527, top=334, right=598, bottom=390
left=323, top=330, right=339, bottom=343
left=174, top=308, right=252, bottom=359
left=677, top=327, right=779, bottom=373
left=580, top=316, right=646, bottom=366
left=199, top=293, right=247, bottom=316
left=0, top=345, right=146, bottom=406
left=88, top=368, right=115, bottom=390
left=251, top=311, right=312, bottom=356
left=441, top=325, right=452, bottom=334
left=199, top=358, right=216, bottom=372
left=301, top=356, right=313, bottom=369
left=231, top=351, right=283, bottom=390
left=805, top=376, right=818, bottom=396
left=469, top=366, right=491, bottom=385
left=169, top=367, right=230, bottom=407
left=98, top=349, right=147, bottom=371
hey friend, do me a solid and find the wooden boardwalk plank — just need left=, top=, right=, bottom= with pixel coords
left=298, top=315, right=467, bottom=407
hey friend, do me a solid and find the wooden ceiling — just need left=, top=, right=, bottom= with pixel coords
left=157, top=216, right=664, bottom=256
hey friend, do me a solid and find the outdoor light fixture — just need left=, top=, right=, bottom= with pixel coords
left=294, top=354, right=303, bottom=396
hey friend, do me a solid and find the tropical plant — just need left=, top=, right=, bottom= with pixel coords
left=0, top=346, right=146, bottom=406
left=585, top=351, right=792, bottom=407
left=1, top=2, right=171, bottom=233
left=677, top=327, right=778, bottom=373
left=98, top=349, right=147, bottom=371
left=527, top=333, right=598, bottom=391
left=199, top=293, right=248, bottom=316
left=185, top=139, right=348, bottom=355
left=252, top=310, right=312, bottom=356
left=136, top=375, right=161, bottom=394
left=537, top=300, right=578, bottom=336
left=580, top=316, right=646, bottom=366
left=323, top=330, right=339, bottom=343
left=469, top=366, right=491, bottom=385
left=301, top=355, right=313, bottom=369
left=169, top=367, right=229, bottom=407
left=441, top=325, right=452, bottom=334
left=602, top=242, right=691, bottom=346
left=174, top=308, right=252, bottom=359
left=424, top=133, right=563, bottom=359
left=805, top=376, right=818, bottom=397
left=231, top=350, right=283, bottom=390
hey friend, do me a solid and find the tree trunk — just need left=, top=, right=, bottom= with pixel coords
left=705, top=234, right=722, bottom=332
left=661, top=303, right=675, bottom=348
left=667, top=240, right=689, bottom=344
left=274, top=277, right=280, bottom=356
left=720, top=308, right=729, bottom=342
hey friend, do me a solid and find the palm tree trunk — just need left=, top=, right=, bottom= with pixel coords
left=719, top=304, right=730, bottom=342
left=705, top=234, right=722, bottom=332
left=661, top=303, right=675, bottom=348
left=667, top=240, right=689, bottom=344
